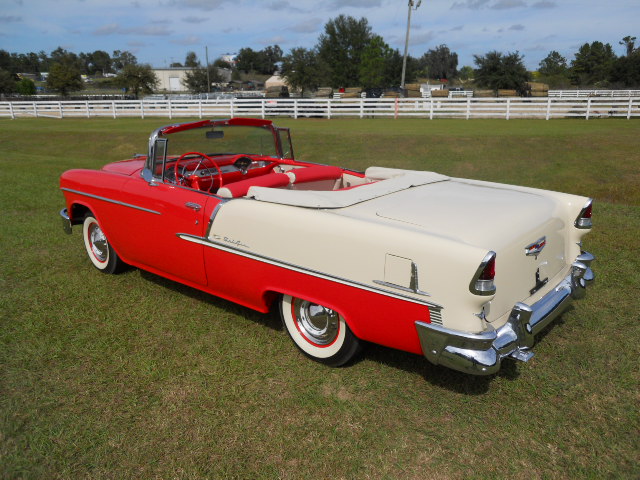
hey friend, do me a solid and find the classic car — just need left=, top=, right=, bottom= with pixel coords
left=59, top=118, right=595, bottom=375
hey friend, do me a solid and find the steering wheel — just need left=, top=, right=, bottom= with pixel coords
left=174, top=151, right=223, bottom=192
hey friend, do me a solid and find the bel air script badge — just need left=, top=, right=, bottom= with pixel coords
left=525, top=236, right=546, bottom=258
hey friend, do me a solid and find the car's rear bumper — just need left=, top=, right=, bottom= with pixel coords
left=415, top=252, right=595, bottom=375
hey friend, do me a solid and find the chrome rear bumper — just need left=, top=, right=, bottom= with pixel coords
left=415, top=252, right=595, bottom=375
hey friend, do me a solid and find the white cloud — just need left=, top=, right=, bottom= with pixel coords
left=491, top=0, right=526, bottom=9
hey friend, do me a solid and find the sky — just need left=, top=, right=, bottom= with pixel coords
left=1, top=0, right=638, bottom=71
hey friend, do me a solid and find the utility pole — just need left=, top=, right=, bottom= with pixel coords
left=205, top=46, right=211, bottom=94
left=401, top=0, right=421, bottom=91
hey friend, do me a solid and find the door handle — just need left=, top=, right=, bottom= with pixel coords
left=185, top=202, right=202, bottom=211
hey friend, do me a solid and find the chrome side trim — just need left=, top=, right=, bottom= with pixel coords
left=60, top=208, right=72, bottom=234
left=61, top=188, right=161, bottom=215
left=416, top=251, right=595, bottom=375
left=178, top=233, right=443, bottom=310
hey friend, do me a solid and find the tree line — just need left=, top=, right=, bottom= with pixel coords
left=0, top=47, right=158, bottom=97
left=1, top=18, right=637, bottom=98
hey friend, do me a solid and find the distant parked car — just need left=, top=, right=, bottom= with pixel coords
left=60, top=118, right=595, bottom=375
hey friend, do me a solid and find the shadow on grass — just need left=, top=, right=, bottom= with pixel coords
left=138, top=270, right=282, bottom=332
left=137, top=268, right=576, bottom=395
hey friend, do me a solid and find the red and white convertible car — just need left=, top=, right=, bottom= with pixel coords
left=60, top=118, right=595, bottom=375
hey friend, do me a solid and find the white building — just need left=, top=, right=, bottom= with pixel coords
left=153, top=67, right=194, bottom=93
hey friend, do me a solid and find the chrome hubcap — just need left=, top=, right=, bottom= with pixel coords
left=292, top=298, right=339, bottom=345
left=89, top=223, right=108, bottom=262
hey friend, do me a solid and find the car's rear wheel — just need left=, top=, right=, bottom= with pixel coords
left=280, top=295, right=361, bottom=367
left=82, top=214, right=125, bottom=274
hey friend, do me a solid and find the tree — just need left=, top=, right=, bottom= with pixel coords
left=317, top=15, right=373, bottom=88
left=112, top=50, right=138, bottom=71
left=46, top=62, right=84, bottom=96
left=610, top=51, right=640, bottom=87
left=359, top=36, right=392, bottom=89
left=235, top=46, right=282, bottom=75
left=87, top=50, right=112, bottom=75
left=420, top=44, right=458, bottom=80
left=619, top=36, right=637, bottom=57
left=538, top=50, right=567, bottom=76
left=458, top=65, right=474, bottom=81
left=0, top=69, right=17, bottom=94
left=473, top=50, right=530, bottom=93
left=16, top=77, right=36, bottom=95
left=570, top=41, right=616, bottom=86
left=537, top=50, right=571, bottom=88
left=262, top=45, right=283, bottom=74
left=281, top=47, right=328, bottom=96
left=182, top=66, right=222, bottom=93
left=185, top=51, right=200, bottom=68
left=115, top=64, right=158, bottom=98
left=235, top=47, right=259, bottom=74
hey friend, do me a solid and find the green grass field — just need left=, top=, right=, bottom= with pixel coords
left=1, top=118, right=638, bottom=479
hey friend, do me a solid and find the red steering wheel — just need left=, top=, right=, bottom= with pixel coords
left=174, top=151, right=223, bottom=192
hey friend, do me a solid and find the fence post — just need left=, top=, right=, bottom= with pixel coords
left=168, top=98, right=172, bottom=120
left=86, top=100, right=90, bottom=118
left=429, top=99, right=434, bottom=120
left=112, top=101, right=116, bottom=119
left=9, top=102, right=14, bottom=119
left=59, top=101, right=63, bottom=119
left=327, top=99, right=331, bottom=120
left=198, top=99, right=202, bottom=119
left=261, top=99, right=265, bottom=119
left=546, top=97, right=551, bottom=120
left=230, top=99, right=234, bottom=118
left=506, top=98, right=511, bottom=120
left=586, top=97, right=592, bottom=120
left=33, top=102, right=38, bottom=118
left=294, top=99, right=298, bottom=119
left=360, top=98, right=364, bottom=119
left=141, top=100, right=145, bottom=120
left=394, top=98, right=399, bottom=119
left=466, top=97, right=471, bottom=120
left=627, top=97, right=633, bottom=120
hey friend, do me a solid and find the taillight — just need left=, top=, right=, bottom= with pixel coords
left=469, top=251, right=497, bottom=296
left=575, top=199, right=593, bottom=229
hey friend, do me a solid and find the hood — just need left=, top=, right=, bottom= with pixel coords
left=101, top=158, right=146, bottom=176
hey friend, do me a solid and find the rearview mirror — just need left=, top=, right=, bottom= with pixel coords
left=206, top=130, right=224, bottom=139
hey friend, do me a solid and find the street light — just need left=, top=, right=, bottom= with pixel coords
left=401, top=0, right=421, bottom=91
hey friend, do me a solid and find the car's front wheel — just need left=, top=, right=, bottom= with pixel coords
left=280, top=295, right=361, bottom=367
left=82, top=214, right=125, bottom=274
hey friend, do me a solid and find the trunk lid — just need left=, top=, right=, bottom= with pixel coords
left=346, top=179, right=568, bottom=322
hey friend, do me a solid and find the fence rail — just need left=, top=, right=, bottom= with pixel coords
left=548, top=89, right=640, bottom=98
left=1, top=97, right=638, bottom=120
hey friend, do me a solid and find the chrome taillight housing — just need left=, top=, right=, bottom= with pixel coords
left=469, top=251, right=497, bottom=296
left=575, top=199, right=593, bottom=229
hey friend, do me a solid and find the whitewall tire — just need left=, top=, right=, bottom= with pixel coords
left=280, top=295, right=361, bottom=367
left=82, top=215, right=124, bottom=274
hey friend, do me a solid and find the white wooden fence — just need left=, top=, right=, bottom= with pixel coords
left=548, top=89, right=640, bottom=98
left=1, top=97, right=638, bottom=120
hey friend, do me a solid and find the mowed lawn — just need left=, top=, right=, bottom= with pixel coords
left=1, top=117, right=638, bottom=479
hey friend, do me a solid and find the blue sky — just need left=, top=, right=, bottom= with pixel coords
left=1, top=0, right=638, bottom=70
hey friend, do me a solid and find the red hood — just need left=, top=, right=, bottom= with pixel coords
left=101, top=158, right=146, bottom=176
